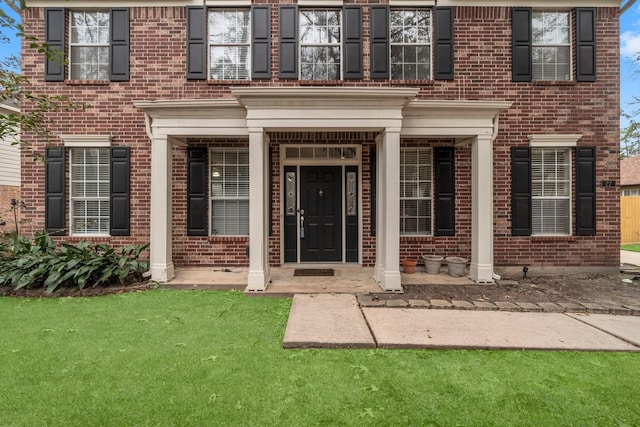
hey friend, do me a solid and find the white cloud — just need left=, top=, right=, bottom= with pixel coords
left=621, top=31, right=640, bottom=59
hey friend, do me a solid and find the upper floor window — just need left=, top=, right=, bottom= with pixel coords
left=531, top=11, right=571, bottom=81
left=299, top=9, right=341, bottom=80
left=400, top=147, right=433, bottom=236
left=390, top=10, right=431, bottom=80
left=70, top=11, right=110, bottom=80
left=208, top=9, right=251, bottom=80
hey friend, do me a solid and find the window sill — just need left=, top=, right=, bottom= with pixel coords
left=532, top=80, right=577, bottom=87
left=531, top=235, right=576, bottom=242
left=66, top=80, right=110, bottom=86
left=391, top=80, right=435, bottom=86
left=207, top=236, right=249, bottom=242
left=207, top=80, right=251, bottom=85
left=298, top=80, right=344, bottom=86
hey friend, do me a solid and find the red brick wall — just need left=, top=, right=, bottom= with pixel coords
left=0, top=185, right=20, bottom=234
left=19, top=5, right=620, bottom=268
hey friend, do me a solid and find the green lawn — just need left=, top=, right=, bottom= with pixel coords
left=622, top=244, right=640, bottom=252
left=1, top=290, right=639, bottom=426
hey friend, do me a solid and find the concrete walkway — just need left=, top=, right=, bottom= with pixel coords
left=283, top=294, right=640, bottom=351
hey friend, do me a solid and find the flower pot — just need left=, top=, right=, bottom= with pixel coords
left=402, top=259, right=417, bottom=274
left=446, top=257, right=467, bottom=277
left=423, top=255, right=443, bottom=275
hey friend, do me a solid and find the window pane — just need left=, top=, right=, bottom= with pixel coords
left=210, top=148, right=250, bottom=235
left=532, top=11, right=571, bottom=81
left=208, top=10, right=251, bottom=80
left=400, top=147, right=433, bottom=235
left=70, top=148, right=110, bottom=235
left=390, top=10, right=431, bottom=80
left=531, top=148, right=571, bottom=235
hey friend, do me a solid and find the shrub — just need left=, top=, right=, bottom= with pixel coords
left=0, top=232, right=149, bottom=293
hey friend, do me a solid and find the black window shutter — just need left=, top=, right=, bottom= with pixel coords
left=110, top=147, right=131, bottom=236
left=109, top=8, right=130, bottom=82
left=252, top=5, right=271, bottom=79
left=186, top=7, right=207, bottom=80
left=511, top=147, right=532, bottom=236
left=370, top=6, right=389, bottom=79
left=512, top=7, right=532, bottom=82
left=343, top=6, right=362, bottom=79
left=45, top=147, right=66, bottom=235
left=434, top=147, right=455, bottom=236
left=370, top=147, right=376, bottom=236
left=45, top=8, right=65, bottom=82
left=279, top=6, right=298, bottom=79
left=187, top=148, right=208, bottom=236
left=434, top=7, right=454, bottom=81
left=576, top=147, right=596, bottom=235
left=576, top=8, right=596, bottom=82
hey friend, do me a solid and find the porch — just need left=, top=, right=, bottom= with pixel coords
left=165, top=265, right=473, bottom=296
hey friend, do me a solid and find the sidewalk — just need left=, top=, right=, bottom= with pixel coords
left=283, top=294, right=640, bottom=351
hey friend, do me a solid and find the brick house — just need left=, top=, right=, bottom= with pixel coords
left=21, top=1, right=621, bottom=291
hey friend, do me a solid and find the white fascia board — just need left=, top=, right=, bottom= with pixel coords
left=27, top=0, right=202, bottom=7
left=436, top=0, right=620, bottom=6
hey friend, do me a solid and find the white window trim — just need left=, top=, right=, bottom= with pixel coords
left=68, top=10, right=111, bottom=81
left=209, top=147, right=250, bottom=236
left=60, top=134, right=112, bottom=147
left=299, top=9, right=343, bottom=81
left=528, top=134, right=581, bottom=147
left=400, top=146, right=433, bottom=236
left=531, top=10, right=573, bottom=81
left=208, top=9, right=252, bottom=81
left=531, top=147, right=572, bottom=236
left=389, top=9, right=432, bottom=81
left=69, top=147, right=111, bottom=237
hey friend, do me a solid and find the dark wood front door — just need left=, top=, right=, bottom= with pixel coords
left=300, top=166, right=342, bottom=262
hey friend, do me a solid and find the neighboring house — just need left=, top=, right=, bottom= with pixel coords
left=0, top=103, right=20, bottom=233
left=620, top=155, right=640, bottom=243
left=21, top=1, right=621, bottom=291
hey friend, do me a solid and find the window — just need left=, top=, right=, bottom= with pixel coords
left=70, top=11, right=110, bottom=80
left=531, top=148, right=571, bottom=235
left=623, top=189, right=640, bottom=196
left=299, top=10, right=341, bottom=80
left=210, top=148, right=249, bottom=235
left=209, top=9, right=251, bottom=80
left=70, top=148, right=110, bottom=235
left=400, top=147, right=433, bottom=235
left=390, top=10, right=431, bottom=80
left=532, top=11, right=571, bottom=81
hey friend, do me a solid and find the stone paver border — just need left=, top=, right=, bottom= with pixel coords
left=357, top=295, right=640, bottom=316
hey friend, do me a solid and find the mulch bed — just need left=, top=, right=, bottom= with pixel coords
left=0, top=282, right=153, bottom=298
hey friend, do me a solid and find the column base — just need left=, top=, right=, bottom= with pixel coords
left=246, top=269, right=270, bottom=291
left=151, top=262, right=175, bottom=283
left=470, top=263, right=495, bottom=284
left=376, top=269, right=402, bottom=292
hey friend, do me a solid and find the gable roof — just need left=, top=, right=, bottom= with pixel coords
left=621, top=155, right=640, bottom=186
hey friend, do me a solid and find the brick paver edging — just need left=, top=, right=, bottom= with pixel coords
left=357, top=295, right=640, bottom=316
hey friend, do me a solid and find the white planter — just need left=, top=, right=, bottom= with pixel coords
left=423, top=255, right=443, bottom=275
left=446, top=257, right=467, bottom=277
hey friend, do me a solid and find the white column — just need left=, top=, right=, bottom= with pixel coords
left=150, top=134, right=174, bottom=282
left=377, top=129, right=402, bottom=291
left=373, top=136, right=384, bottom=283
left=470, top=133, right=495, bottom=283
left=246, top=128, right=269, bottom=291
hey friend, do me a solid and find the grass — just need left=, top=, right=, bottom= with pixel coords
left=1, top=290, right=639, bottom=426
left=621, top=243, right=640, bottom=252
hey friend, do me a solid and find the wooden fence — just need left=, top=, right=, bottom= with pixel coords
left=621, top=196, right=640, bottom=243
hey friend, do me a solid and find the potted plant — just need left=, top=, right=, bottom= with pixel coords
left=423, top=255, right=443, bottom=275
left=402, top=258, right=417, bottom=274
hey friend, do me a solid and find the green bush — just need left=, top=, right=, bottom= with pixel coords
left=0, top=232, right=149, bottom=293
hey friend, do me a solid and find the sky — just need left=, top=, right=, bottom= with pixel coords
left=1, top=3, right=640, bottom=128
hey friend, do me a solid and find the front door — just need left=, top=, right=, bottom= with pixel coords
left=300, top=166, right=342, bottom=262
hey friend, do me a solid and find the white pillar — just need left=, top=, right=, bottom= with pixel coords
left=150, top=134, right=174, bottom=282
left=246, top=128, right=269, bottom=291
left=470, top=133, right=495, bottom=283
left=377, top=129, right=402, bottom=291
left=373, top=136, right=385, bottom=283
